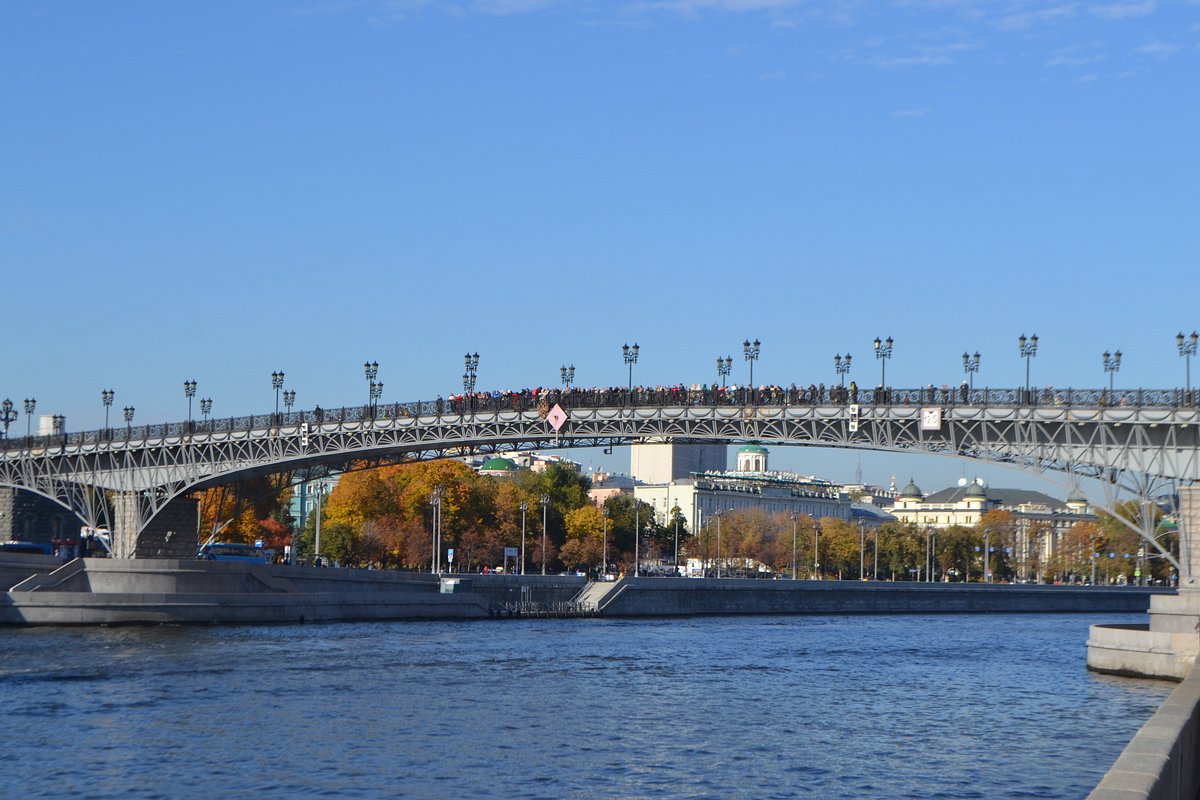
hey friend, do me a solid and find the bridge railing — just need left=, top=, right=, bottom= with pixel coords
left=1, top=386, right=1197, bottom=454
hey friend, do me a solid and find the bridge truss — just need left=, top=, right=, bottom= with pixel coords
left=0, top=390, right=1197, bottom=579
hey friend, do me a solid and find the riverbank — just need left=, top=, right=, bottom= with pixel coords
left=0, top=556, right=1165, bottom=626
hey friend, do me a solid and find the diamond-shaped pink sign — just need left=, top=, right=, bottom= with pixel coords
left=547, top=404, right=568, bottom=431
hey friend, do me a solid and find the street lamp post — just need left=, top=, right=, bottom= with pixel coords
left=200, top=398, right=212, bottom=427
left=1177, top=331, right=1198, bottom=394
left=560, top=365, right=575, bottom=390
left=743, top=339, right=761, bottom=399
left=0, top=399, right=15, bottom=439
left=463, top=352, right=480, bottom=411
left=123, top=406, right=135, bottom=436
left=430, top=485, right=444, bottom=574
left=716, top=356, right=732, bottom=389
left=874, top=526, right=879, bottom=580
left=364, top=361, right=379, bottom=413
left=601, top=506, right=609, bottom=576
left=634, top=500, right=641, bottom=577
left=931, top=529, right=937, bottom=583
left=369, top=382, right=381, bottom=415
left=622, top=343, right=639, bottom=390
left=313, top=480, right=328, bottom=561
left=540, top=493, right=550, bottom=576
left=102, top=389, right=114, bottom=434
left=183, top=380, right=197, bottom=428
left=789, top=511, right=799, bottom=580
left=873, top=336, right=893, bottom=388
left=519, top=501, right=528, bottom=576
left=984, top=525, right=991, bottom=583
left=283, top=390, right=296, bottom=418
left=834, top=354, right=852, bottom=388
left=271, top=371, right=285, bottom=421
left=23, top=399, right=35, bottom=440
left=813, top=522, right=820, bottom=580
left=962, top=352, right=980, bottom=391
left=672, top=504, right=681, bottom=571
left=1103, top=350, right=1122, bottom=396
left=1018, top=334, right=1038, bottom=397
left=859, top=520, right=866, bottom=580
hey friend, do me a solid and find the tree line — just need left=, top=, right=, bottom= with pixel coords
left=197, top=460, right=1177, bottom=584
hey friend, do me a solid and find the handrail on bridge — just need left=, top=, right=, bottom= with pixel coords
left=1, top=385, right=1197, bottom=454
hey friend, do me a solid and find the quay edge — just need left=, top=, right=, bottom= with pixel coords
left=0, top=555, right=1166, bottom=626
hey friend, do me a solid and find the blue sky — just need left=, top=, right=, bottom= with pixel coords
left=3, top=0, right=1198, bottom=495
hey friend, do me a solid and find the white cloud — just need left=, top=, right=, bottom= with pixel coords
left=862, top=38, right=977, bottom=67
left=1088, top=1, right=1155, bottom=19
left=1134, top=39, right=1179, bottom=58
left=629, top=0, right=803, bottom=13
left=473, top=0, right=559, bottom=13
left=995, top=3, right=1078, bottom=31
left=1046, top=41, right=1106, bottom=66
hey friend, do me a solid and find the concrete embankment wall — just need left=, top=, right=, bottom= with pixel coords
left=0, top=560, right=1161, bottom=626
left=1089, top=666, right=1200, bottom=800
left=600, top=577, right=1162, bottom=616
left=0, top=553, right=64, bottom=592
left=0, top=559, right=588, bottom=626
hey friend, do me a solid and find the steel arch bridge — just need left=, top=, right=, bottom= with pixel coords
left=1, top=385, right=1198, bottom=576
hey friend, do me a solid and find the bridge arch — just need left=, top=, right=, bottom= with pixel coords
left=1, top=390, right=1196, bottom=571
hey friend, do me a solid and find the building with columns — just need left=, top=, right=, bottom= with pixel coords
left=632, top=443, right=851, bottom=531
left=887, top=478, right=1093, bottom=533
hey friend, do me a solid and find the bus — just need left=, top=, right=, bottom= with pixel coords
left=197, top=542, right=272, bottom=563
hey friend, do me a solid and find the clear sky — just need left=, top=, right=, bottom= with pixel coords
left=3, top=0, right=1198, bottom=497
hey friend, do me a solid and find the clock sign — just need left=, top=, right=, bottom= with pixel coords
left=920, top=407, right=942, bottom=431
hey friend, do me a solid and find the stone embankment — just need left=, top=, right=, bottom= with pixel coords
left=1088, top=665, right=1200, bottom=800
left=0, top=556, right=1163, bottom=626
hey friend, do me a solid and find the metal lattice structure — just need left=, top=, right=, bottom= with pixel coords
left=0, top=386, right=1197, bottom=568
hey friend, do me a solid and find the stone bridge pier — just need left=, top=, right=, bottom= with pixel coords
left=1182, top=485, right=1200, bottom=591
left=111, top=493, right=201, bottom=560
left=1088, top=485, right=1200, bottom=680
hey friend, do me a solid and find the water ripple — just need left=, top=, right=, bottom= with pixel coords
left=0, top=613, right=1170, bottom=799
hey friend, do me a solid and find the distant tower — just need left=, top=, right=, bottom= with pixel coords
left=630, top=442, right=727, bottom=484
left=1066, top=488, right=1089, bottom=515
left=855, top=455, right=862, bottom=485
left=736, top=443, right=769, bottom=473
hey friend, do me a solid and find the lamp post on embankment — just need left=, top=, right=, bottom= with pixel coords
left=519, top=501, right=528, bottom=576
left=813, top=522, right=820, bottom=580
left=540, top=493, right=549, bottom=576
left=789, top=512, right=798, bottom=580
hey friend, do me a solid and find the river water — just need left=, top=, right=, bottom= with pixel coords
left=0, top=613, right=1171, bottom=799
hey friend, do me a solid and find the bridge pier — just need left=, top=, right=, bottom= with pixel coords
left=111, top=493, right=200, bottom=560
left=1088, top=485, right=1200, bottom=680
left=1182, top=484, right=1200, bottom=591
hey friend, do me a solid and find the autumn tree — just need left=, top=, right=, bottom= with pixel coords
left=559, top=504, right=605, bottom=572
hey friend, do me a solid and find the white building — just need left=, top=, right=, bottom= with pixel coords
left=630, top=442, right=727, bottom=484
left=633, top=444, right=852, bottom=530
